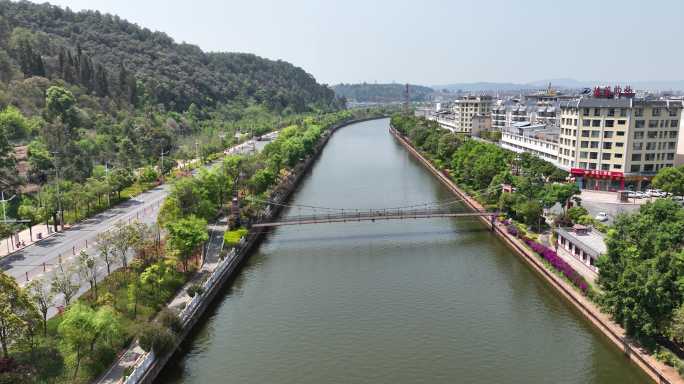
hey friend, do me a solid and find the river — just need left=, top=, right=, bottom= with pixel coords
left=158, top=118, right=648, bottom=384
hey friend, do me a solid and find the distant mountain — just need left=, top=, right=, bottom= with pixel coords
left=332, top=83, right=435, bottom=103
left=436, top=79, right=684, bottom=92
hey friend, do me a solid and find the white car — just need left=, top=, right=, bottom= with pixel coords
left=594, top=212, right=609, bottom=222
left=645, top=189, right=666, bottom=198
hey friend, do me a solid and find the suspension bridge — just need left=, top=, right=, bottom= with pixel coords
left=249, top=195, right=497, bottom=228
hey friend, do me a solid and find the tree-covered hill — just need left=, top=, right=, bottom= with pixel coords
left=0, top=0, right=340, bottom=112
left=332, top=83, right=434, bottom=103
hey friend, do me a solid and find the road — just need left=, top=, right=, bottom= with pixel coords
left=1, top=133, right=276, bottom=318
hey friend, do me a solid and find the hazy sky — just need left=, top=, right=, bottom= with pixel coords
left=43, top=0, right=683, bottom=86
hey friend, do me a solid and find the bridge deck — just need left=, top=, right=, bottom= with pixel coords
left=252, top=210, right=493, bottom=227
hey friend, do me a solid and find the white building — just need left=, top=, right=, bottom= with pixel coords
left=500, top=122, right=560, bottom=165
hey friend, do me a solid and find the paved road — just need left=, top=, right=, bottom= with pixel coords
left=1, top=185, right=168, bottom=284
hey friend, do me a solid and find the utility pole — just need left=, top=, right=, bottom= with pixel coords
left=51, top=151, right=64, bottom=231
left=160, top=148, right=169, bottom=183
left=0, top=191, right=16, bottom=252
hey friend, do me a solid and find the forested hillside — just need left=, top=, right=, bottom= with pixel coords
left=332, top=83, right=434, bottom=103
left=0, top=0, right=339, bottom=112
left=0, top=0, right=344, bottom=233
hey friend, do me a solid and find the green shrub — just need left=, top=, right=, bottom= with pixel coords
left=187, top=284, right=204, bottom=298
left=138, top=323, right=177, bottom=356
left=158, top=308, right=183, bottom=334
left=224, top=228, right=248, bottom=246
left=654, top=348, right=680, bottom=367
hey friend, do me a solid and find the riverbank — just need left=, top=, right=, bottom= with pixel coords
left=108, top=115, right=388, bottom=384
left=389, top=125, right=682, bottom=384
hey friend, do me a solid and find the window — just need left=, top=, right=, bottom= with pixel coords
left=644, top=164, right=654, bottom=172
left=616, top=142, right=624, bottom=148
left=648, top=120, right=658, bottom=128
left=580, top=151, right=588, bottom=159
left=669, top=109, right=678, bottom=117
left=603, top=142, right=612, bottom=149
left=617, top=119, right=626, bottom=125
left=579, top=162, right=587, bottom=168
left=620, top=108, right=627, bottom=117
left=604, top=131, right=613, bottom=138
left=631, top=164, right=640, bottom=172
left=592, top=120, right=601, bottom=127
left=613, top=164, right=622, bottom=169
left=615, top=153, right=623, bottom=158
left=647, top=131, right=658, bottom=139
left=635, top=108, right=643, bottom=117
left=582, top=119, right=590, bottom=127
left=580, top=141, right=589, bottom=148
left=589, top=152, right=598, bottom=159
left=634, top=132, right=644, bottom=140
left=601, top=164, right=610, bottom=170
left=605, top=119, right=614, bottom=127
left=591, top=130, right=600, bottom=138
left=632, top=154, right=642, bottom=161
left=588, top=163, right=597, bottom=170
left=602, top=153, right=611, bottom=160
left=594, top=108, right=601, bottom=116
left=646, top=142, right=656, bottom=150
left=645, top=154, right=655, bottom=161
left=652, top=108, right=661, bottom=117
left=668, top=142, right=677, bottom=150
left=633, top=142, right=643, bottom=150
left=672, top=120, right=679, bottom=128
left=574, top=119, right=578, bottom=126
left=581, top=130, right=590, bottom=137
left=667, top=153, right=675, bottom=160
left=635, top=120, right=645, bottom=128
left=590, top=141, right=599, bottom=148
left=670, top=131, right=678, bottom=138
left=583, top=108, right=590, bottom=116
left=616, top=131, right=625, bottom=136
left=608, top=108, right=615, bottom=116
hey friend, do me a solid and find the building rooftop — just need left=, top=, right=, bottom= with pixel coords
left=556, top=226, right=607, bottom=258
left=560, top=96, right=683, bottom=109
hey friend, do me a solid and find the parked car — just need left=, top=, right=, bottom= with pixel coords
left=645, top=189, right=667, bottom=198
left=595, top=212, right=609, bottom=222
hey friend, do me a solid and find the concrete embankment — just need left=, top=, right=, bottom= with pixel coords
left=388, top=126, right=681, bottom=384
left=128, top=116, right=388, bottom=384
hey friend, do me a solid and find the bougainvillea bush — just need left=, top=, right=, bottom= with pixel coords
left=522, top=238, right=589, bottom=294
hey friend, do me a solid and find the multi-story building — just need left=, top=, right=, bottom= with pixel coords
left=500, top=122, right=560, bottom=166
left=471, top=114, right=492, bottom=137
left=559, top=92, right=682, bottom=191
left=451, top=96, right=492, bottom=133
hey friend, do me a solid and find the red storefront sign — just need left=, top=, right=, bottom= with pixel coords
left=570, top=168, right=624, bottom=179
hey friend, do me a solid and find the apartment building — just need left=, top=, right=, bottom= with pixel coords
left=451, top=96, right=492, bottom=133
left=558, top=95, right=682, bottom=191
left=500, top=122, right=560, bottom=165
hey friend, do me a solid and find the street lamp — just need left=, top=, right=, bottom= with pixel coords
left=0, top=191, right=16, bottom=252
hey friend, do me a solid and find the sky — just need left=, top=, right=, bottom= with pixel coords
left=43, top=0, right=684, bottom=86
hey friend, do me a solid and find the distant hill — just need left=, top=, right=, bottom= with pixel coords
left=332, top=83, right=434, bottom=103
left=436, top=79, right=684, bottom=92
left=0, top=0, right=339, bottom=112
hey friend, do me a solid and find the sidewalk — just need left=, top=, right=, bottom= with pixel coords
left=96, top=219, right=228, bottom=384
left=0, top=222, right=59, bottom=258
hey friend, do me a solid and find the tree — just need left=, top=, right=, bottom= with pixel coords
left=541, top=183, right=581, bottom=214
left=0, top=271, right=36, bottom=358
left=50, top=267, right=79, bottom=306
left=58, top=303, right=95, bottom=379
left=165, top=215, right=208, bottom=272
left=139, top=260, right=180, bottom=305
left=76, top=250, right=99, bottom=300
left=45, top=86, right=78, bottom=128
left=111, top=222, right=138, bottom=270
left=138, top=322, right=176, bottom=356
left=597, top=199, right=684, bottom=339
left=26, top=278, right=53, bottom=337
left=96, top=230, right=114, bottom=275
left=106, top=168, right=134, bottom=199
left=652, top=165, right=684, bottom=196
left=17, top=197, right=41, bottom=242
left=0, top=106, right=30, bottom=140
